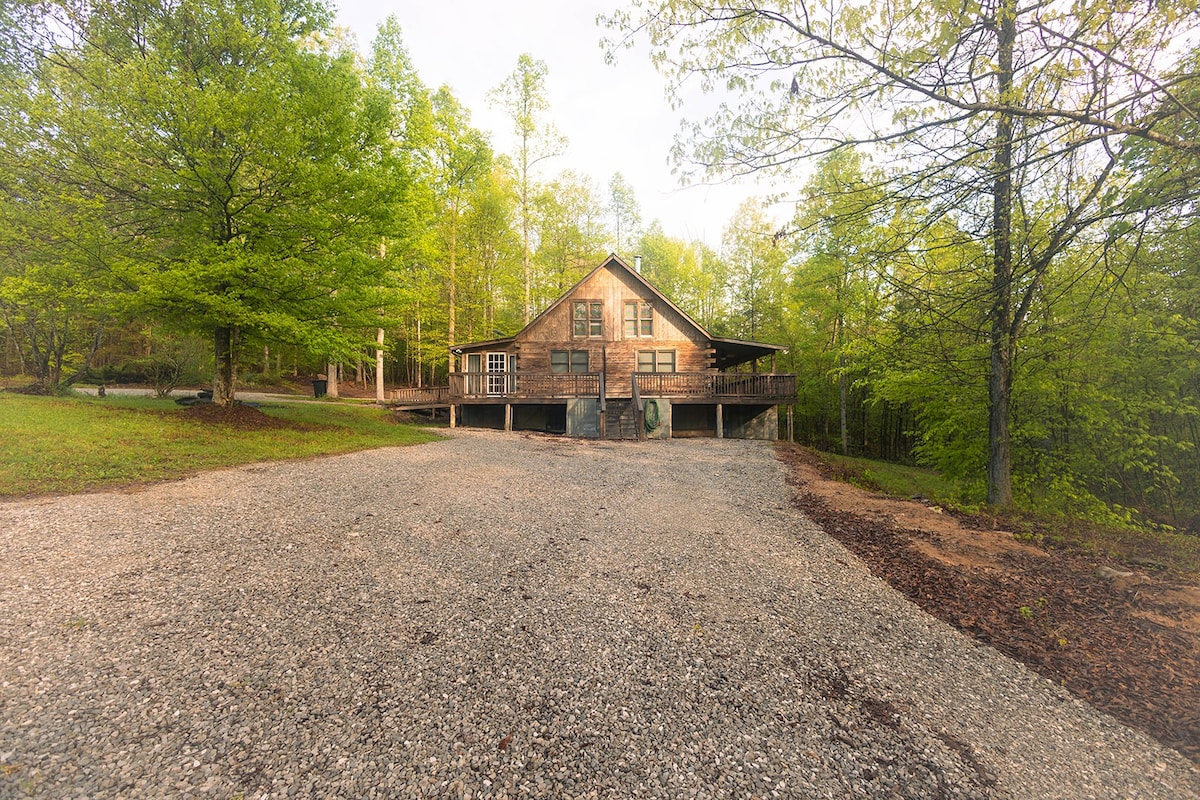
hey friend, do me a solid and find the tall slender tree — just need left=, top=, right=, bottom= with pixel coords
left=607, top=172, right=642, bottom=255
left=532, top=170, right=609, bottom=305
left=722, top=198, right=788, bottom=342
left=430, top=87, right=491, bottom=351
left=489, top=54, right=566, bottom=323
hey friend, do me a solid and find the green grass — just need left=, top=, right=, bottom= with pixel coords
left=0, top=392, right=442, bottom=498
left=818, top=452, right=961, bottom=507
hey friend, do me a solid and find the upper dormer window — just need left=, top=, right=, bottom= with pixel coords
left=624, top=301, right=653, bottom=337
left=573, top=301, right=602, bottom=337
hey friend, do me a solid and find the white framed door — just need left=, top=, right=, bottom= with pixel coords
left=486, top=352, right=507, bottom=395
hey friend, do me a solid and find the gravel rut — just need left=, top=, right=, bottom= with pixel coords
left=1, top=430, right=1196, bottom=799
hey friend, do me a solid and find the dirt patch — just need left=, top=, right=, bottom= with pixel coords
left=179, top=403, right=313, bottom=431
left=1, top=384, right=57, bottom=396
left=777, top=443, right=1200, bottom=767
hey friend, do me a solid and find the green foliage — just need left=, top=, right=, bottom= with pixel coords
left=636, top=222, right=728, bottom=332
left=606, top=0, right=1200, bottom=511
left=819, top=451, right=965, bottom=510
left=532, top=171, right=609, bottom=306
left=800, top=446, right=1200, bottom=577
left=129, top=337, right=207, bottom=397
left=608, top=172, right=642, bottom=254
left=490, top=52, right=568, bottom=324
left=0, top=392, right=439, bottom=497
left=721, top=198, right=788, bottom=341
left=5, top=0, right=1199, bottom=536
left=6, top=0, right=399, bottom=403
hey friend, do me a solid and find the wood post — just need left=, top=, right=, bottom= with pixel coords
left=716, top=403, right=724, bottom=439
left=504, top=403, right=513, bottom=432
left=449, top=404, right=457, bottom=429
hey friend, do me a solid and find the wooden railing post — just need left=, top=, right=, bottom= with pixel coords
left=632, top=372, right=645, bottom=441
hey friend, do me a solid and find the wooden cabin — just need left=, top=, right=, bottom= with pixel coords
left=448, top=254, right=796, bottom=440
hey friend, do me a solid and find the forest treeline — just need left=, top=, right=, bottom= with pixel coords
left=2, top=0, right=1198, bottom=532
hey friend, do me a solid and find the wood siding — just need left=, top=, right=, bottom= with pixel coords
left=458, top=262, right=716, bottom=398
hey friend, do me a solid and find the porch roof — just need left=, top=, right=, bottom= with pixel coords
left=710, top=337, right=788, bottom=371
left=450, top=337, right=515, bottom=355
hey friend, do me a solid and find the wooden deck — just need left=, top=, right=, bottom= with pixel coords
left=449, top=372, right=601, bottom=401
left=418, top=371, right=798, bottom=405
left=633, top=372, right=797, bottom=402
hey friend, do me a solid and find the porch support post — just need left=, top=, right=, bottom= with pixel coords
left=504, top=403, right=513, bottom=432
left=786, top=404, right=794, bottom=442
left=449, top=404, right=457, bottom=429
left=716, top=403, right=724, bottom=439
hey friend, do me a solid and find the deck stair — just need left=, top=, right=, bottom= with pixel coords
left=604, top=400, right=639, bottom=440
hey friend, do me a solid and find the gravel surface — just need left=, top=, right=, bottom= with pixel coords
left=1, top=430, right=1196, bottom=799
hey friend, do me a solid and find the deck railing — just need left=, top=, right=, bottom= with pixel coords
left=449, top=371, right=601, bottom=399
left=634, top=372, right=797, bottom=401
left=389, top=385, right=449, bottom=405
left=443, top=371, right=796, bottom=402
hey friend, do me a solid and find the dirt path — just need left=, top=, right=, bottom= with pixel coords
left=777, top=443, right=1200, bottom=766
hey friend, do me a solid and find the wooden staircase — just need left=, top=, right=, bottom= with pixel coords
left=603, top=400, right=639, bottom=440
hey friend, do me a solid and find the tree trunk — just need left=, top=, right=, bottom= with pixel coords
left=326, top=360, right=339, bottom=398
left=522, top=137, right=532, bottom=324
left=840, top=362, right=849, bottom=455
left=63, top=318, right=106, bottom=388
left=213, top=325, right=236, bottom=405
left=376, top=328, right=385, bottom=404
left=837, top=309, right=849, bottom=455
left=449, top=196, right=459, bottom=348
left=988, top=0, right=1017, bottom=507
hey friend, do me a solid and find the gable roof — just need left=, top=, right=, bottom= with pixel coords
left=541, top=253, right=713, bottom=339
left=451, top=253, right=786, bottom=369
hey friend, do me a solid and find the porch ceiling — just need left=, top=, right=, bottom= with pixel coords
left=710, top=338, right=787, bottom=371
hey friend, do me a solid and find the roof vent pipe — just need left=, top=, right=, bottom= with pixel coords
left=634, top=255, right=642, bottom=273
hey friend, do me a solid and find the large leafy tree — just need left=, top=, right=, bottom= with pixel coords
left=366, top=16, right=439, bottom=389
left=36, top=0, right=394, bottom=404
left=606, top=0, right=1200, bottom=506
left=458, top=162, right=522, bottom=341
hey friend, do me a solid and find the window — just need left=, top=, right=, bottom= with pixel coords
left=550, top=350, right=589, bottom=373
left=624, top=301, right=654, bottom=337
left=573, top=301, right=603, bottom=337
left=637, top=350, right=676, bottom=373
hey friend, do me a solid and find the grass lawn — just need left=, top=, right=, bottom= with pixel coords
left=0, top=392, right=442, bottom=498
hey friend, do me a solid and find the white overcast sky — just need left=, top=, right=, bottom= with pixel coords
left=332, top=0, right=782, bottom=251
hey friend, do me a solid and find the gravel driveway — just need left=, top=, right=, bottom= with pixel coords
left=2, top=431, right=1196, bottom=799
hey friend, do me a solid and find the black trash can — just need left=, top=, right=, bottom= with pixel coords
left=312, top=379, right=327, bottom=398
